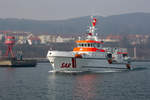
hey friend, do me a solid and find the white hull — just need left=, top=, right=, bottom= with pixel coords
left=47, top=51, right=131, bottom=72
left=87, top=59, right=128, bottom=69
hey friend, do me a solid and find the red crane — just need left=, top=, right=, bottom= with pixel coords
left=4, top=36, right=15, bottom=57
left=0, top=31, right=15, bottom=57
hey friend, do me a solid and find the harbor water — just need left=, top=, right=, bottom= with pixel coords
left=0, top=62, right=150, bottom=100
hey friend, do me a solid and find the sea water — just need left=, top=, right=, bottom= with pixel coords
left=0, top=62, right=150, bottom=100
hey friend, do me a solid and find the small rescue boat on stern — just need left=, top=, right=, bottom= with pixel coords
left=47, top=16, right=132, bottom=72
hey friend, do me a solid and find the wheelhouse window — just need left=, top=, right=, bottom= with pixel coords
left=77, top=43, right=101, bottom=48
left=123, top=54, right=128, bottom=57
left=91, top=43, right=93, bottom=47
left=81, top=44, right=84, bottom=47
left=97, top=43, right=100, bottom=47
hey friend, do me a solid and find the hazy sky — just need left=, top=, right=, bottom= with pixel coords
left=0, top=0, right=150, bottom=20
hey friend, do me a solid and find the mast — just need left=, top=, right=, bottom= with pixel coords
left=87, top=16, right=98, bottom=41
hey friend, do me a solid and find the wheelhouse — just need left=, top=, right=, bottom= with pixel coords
left=76, top=40, right=103, bottom=48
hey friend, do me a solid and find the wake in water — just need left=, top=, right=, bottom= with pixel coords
left=48, top=70, right=85, bottom=73
left=48, top=68, right=128, bottom=74
left=48, top=64, right=149, bottom=74
left=131, top=67, right=148, bottom=71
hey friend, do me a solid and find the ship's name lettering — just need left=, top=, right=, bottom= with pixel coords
left=61, top=63, right=71, bottom=68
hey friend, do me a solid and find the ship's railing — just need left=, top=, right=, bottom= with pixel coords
left=103, top=47, right=127, bottom=53
left=112, top=48, right=127, bottom=53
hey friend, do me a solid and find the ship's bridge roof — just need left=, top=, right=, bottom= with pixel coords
left=76, top=40, right=103, bottom=44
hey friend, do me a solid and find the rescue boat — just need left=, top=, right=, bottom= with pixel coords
left=47, top=16, right=132, bottom=72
